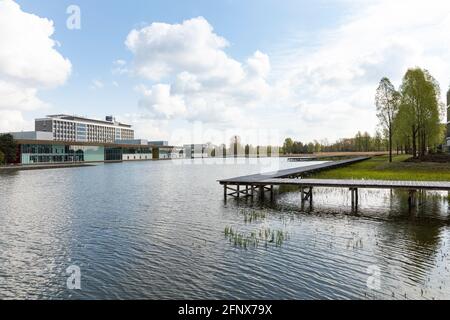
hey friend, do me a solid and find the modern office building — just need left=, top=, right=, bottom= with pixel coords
left=4, top=115, right=181, bottom=165
left=35, top=115, right=134, bottom=143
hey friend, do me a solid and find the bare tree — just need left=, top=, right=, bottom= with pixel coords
left=375, top=77, right=400, bottom=162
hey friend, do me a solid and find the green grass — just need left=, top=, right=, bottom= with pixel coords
left=311, top=155, right=450, bottom=181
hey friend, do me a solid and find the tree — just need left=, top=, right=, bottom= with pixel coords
left=229, top=135, right=242, bottom=157
left=375, top=77, right=400, bottom=162
left=0, top=134, right=17, bottom=164
left=398, top=68, right=442, bottom=158
left=221, top=144, right=227, bottom=158
left=283, top=138, right=294, bottom=154
left=0, top=150, right=4, bottom=165
left=373, top=131, right=383, bottom=152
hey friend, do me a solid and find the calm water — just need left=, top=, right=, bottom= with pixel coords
left=0, top=158, right=449, bottom=300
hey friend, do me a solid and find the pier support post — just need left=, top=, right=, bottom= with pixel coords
left=270, top=185, right=274, bottom=201
left=350, top=188, right=359, bottom=211
left=224, top=184, right=227, bottom=201
left=408, top=190, right=417, bottom=209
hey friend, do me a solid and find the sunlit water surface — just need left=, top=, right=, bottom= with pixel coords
left=0, top=158, right=449, bottom=300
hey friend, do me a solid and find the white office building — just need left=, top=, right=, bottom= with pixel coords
left=35, top=115, right=134, bottom=143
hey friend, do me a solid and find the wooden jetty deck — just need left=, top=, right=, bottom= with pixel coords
left=219, top=156, right=370, bottom=184
left=287, top=157, right=318, bottom=162
left=218, top=156, right=450, bottom=210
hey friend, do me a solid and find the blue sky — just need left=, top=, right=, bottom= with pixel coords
left=1, top=0, right=450, bottom=145
left=17, top=0, right=346, bottom=118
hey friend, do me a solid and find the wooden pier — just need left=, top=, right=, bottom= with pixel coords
left=219, top=157, right=369, bottom=201
left=218, top=157, right=450, bottom=210
left=287, top=157, right=317, bottom=162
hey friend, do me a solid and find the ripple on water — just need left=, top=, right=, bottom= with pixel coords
left=0, top=159, right=450, bottom=299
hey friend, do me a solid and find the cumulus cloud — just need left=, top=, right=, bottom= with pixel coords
left=125, top=17, right=244, bottom=84
left=126, top=16, right=273, bottom=132
left=136, top=84, right=187, bottom=119
left=0, top=110, right=32, bottom=132
left=246, top=51, right=270, bottom=79
left=125, top=1, right=450, bottom=144
left=0, top=0, right=71, bottom=131
left=279, top=0, right=450, bottom=140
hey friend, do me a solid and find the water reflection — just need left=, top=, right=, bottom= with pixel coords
left=0, top=159, right=449, bottom=299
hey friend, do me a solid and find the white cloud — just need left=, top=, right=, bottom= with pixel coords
left=0, top=0, right=71, bottom=131
left=112, top=59, right=128, bottom=75
left=91, top=79, right=104, bottom=90
left=125, top=17, right=244, bottom=84
left=278, top=0, right=450, bottom=141
left=246, top=51, right=270, bottom=79
left=126, top=16, right=273, bottom=134
left=0, top=110, right=33, bottom=132
left=137, top=84, right=187, bottom=119
left=126, top=2, right=450, bottom=144
left=0, top=80, right=46, bottom=110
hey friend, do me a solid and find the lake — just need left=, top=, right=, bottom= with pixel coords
left=0, top=158, right=449, bottom=299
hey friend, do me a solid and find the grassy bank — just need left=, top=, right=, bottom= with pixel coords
left=311, top=155, right=450, bottom=181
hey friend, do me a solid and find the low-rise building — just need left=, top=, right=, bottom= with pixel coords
left=148, top=141, right=168, bottom=146
left=183, top=144, right=209, bottom=158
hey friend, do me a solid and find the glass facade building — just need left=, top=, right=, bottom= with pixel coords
left=21, top=144, right=105, bottom=164
left=18, top=143, right=160, bottom=164
left=5, top=115, right=179, bottom=165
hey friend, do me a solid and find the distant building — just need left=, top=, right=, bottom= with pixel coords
left=115, top=139, right=148, bottom=145
left=2, top=115, right=184, bottom=165
left=35, top=114, right=134, bottom=143
left=156, top=146, right=183, bottom=159
left=148, top=141, right=168, bottom=146
left=183, top=144, right=208, bottom=158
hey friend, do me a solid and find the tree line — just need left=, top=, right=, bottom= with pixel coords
left=376, top=67, right=445, bottom=162
left=283, top=67, right=446, bottom=159
left=0, top=134, right=17, bottom=165
left=282, top=131, right=388, bottom=154
left=210, top=136, right=279, bottom=157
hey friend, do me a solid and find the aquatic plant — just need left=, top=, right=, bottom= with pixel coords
left=241, top=209, right=267, bottom=224
left=224, top=225, right=289, bottom=249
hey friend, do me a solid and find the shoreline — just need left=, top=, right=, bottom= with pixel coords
left=0, top=163, right=98, bottom=172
